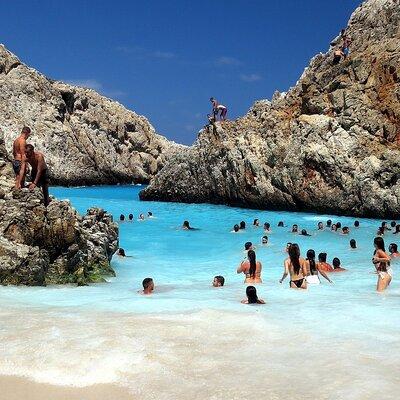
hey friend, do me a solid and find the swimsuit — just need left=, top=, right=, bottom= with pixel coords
left=12, top=160, right=21, bottom=175
left=31, top=168, right=49, bottom=187
left=290, top=278, right=305, bottom=288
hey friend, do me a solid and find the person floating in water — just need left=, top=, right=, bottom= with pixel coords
left=25, top=144, right=50, bottom=206
left=291, top=224, right=298, bottom=233
left=210, top=97, right=227, bottom=121
left=241, top=286, right=265, bottom=304
left=341, top=226, right=350, bottom=235
left=389, top=243, right=399, bottom=258
left=279, top=243, right=307, bottom=289
left=182, top=220, right=198, bottom=230
left=141, top=278, right=154, bottom=295
left=263, top=222, right=271, bottom=232
left=212, top=276, right=225, bottom=287
left=12, top=126, right=31, bottom=189
left=350, top=239, right=357, bottom=249
left=119, top=214, right=125, bottom=222
left=237, top=250, right=262, bottom=284
left=239, top=221, right=246, bottom=230
left=138, top=213, right=145, bottom=221
left=331, top=257, right=347, bottom=272
left=372, top=237, right=392, bottom=292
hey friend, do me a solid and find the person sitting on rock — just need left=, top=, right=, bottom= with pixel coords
left=141, top=278, right=154, bottom=295
left=12, top=126, right=31, bottom=189
left=210, top=97, right=227, bottom=121
left=25, top=144, right=50, bottom=206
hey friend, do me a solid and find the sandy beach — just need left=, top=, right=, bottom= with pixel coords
left=0, top=376, right=134, bottom=400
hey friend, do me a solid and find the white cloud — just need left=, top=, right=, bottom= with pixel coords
left=215, top=56, right=242, bottom=66
left=240, top=73, right=262, bottom=82
left=116, top=46, right=175, bottom=60
left=63, top=79, right=126, bottom=98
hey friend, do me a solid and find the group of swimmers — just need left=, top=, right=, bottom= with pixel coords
left=119, top=211, right=154, bottom=222
left=12, top=127, right=50, bottom=206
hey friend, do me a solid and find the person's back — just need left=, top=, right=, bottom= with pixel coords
left=237, top=250, right=262, bottom=283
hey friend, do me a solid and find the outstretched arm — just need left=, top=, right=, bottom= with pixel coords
left=279, top=262, right=289, bottom=283
left=318, top=267, right=333, bottom=283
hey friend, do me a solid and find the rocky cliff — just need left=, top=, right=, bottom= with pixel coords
left=0, top=131, right=118, bottom=285
left=0, top=45, right=179, bottom=185
left=141, top=0, right=400, bottom=218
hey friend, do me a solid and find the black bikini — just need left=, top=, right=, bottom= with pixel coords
left=290, top=278, right=305, bottom=288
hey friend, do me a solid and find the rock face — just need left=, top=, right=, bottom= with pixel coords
left=0, top=45, right=180, bottom=185
left=141, top=0, right=400, bottom=218
left=0, top=131, right=118, bottom=285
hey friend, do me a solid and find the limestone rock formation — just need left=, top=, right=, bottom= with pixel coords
left=0, top=45, right=180, bottom=185
left=141, top=0, right=400, bottom=218
left=0, top=131, right=118, bottom=285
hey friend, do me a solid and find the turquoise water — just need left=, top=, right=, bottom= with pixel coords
left=0, top=185, right=399, bottom=399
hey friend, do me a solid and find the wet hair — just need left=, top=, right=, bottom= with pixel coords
left=395, top=225, right=400, bottom=234
left=239, top=221, right=246, bottom=229
left=278, top=221, right=284, bottom=227
left=318, top=252, right=327, bottom=262
left=183, top=220, right=190, bottom=228
left=264, top=222, right=270, bottom=230
left=336, top=222, right=342, bottom=229
left=354, top=220, right=360, bottom=227
left=377, top=227, right=385, bottom=235
left=262, top=235, right=268, bottom=243
left=331, top=224, right=337, bottom=231
left=381, top=221, right=387, bottom=227
left=342, top=227, right=349, bottom=233
left=25, top=143, right=34, bottom=152
left=318, top=221, right=323, bottom=228
left=389, top=243, right=398, bottom=253
left=288, top=244, right=301, bottom=275
left=119, top=214, right=125, bottom=221
left=248, top=250, right=257, bottom=278
left=233, top=224, right=239, bottom=232
left=390, top=221, right=396, bottom=228
left=350, top=239, right=357, bottom=249
left=244, top=242, right=253, bottom=251
left=301, top=229, right=310, bottom=236
left=374, top=237, right=385, bottom=251
left=326, top=219, right=332, bottom=227
left=128, top=214, right=133, bottom=220
left=22, top=126, right=31, bottom=134
left=118, top=248, right=126, bottom=257
left=306, top=249, right=316, bottom=273
left=148, top=211, right=153, bottom=216
left=142, top=278, right=153, bottom=289
left=214, top=275, right=225, bottom=286
left=246, top=286, right=259, bottom=304
left=292, top=224, right=298, bottom=232
left=253, top=219, right=259, bottom=226
left=332, top=258, right=341, bottom=268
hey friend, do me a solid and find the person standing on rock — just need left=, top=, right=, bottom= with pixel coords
left=12, top=126, right=31, bottom=189
left=210, top=97, right=227, bottom=121
left=24, top=144, right=50, bottom=206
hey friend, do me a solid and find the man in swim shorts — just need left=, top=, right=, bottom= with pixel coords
left=25, top=144, right=50, bottom=206
left=210, top=97, right=228, bottom=121
left=12, top=126, right=31, bottom=189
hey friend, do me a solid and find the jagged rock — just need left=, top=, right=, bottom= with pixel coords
left=0, top=45, right=182, bottom=185
left=0, top=131, right=118, bottom=285
left=141, top=0, right=400, bottom=218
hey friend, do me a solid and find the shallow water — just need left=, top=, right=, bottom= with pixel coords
left=0, top=186, right=399, bottom=399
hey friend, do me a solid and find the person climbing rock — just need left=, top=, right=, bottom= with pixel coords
left=332, top=48, right=345, bottom=65
left=210, top=97, right=227, bottom=121
left=12, top=126, right=31, bottom=189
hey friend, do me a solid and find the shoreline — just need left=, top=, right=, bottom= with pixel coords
left=0, top=376, right=134, bottom=400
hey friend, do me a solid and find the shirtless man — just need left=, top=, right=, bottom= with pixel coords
left=12, top=126, right=31, bottom=189
left=25, top=144, right=50, bottom=206
left=141, top=278, right=154, bottom=295
left=210, top=97, right=228, bottom=121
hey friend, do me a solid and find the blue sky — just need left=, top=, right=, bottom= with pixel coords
left=2, top=0, right=360, bottom=144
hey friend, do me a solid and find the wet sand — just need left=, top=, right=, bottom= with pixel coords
left=0, top=376, right=134, bottom=400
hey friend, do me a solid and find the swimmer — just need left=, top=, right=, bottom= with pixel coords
left=390, top=221, right=397, bottom=228
left=117, top=248, right=126, bottom=257
left=141, top=278, right=154, bottom=295
left=372, top=237, right=392, bottom=292
left=305, top=249, right=332, bottom=284
left=237, top=250, right=262, bottom=284
left=241, top=286, right=265, bottom=304
left=182, top=220, right=198, bottom=230
left=377, top=226, right=385, bottom=236
left=278, top=221, right=284, bottom=227
left=232, top=224, right=240, bottom=233
left=263, top=222, right=271, bottom=232
left=394, top=225, right=400, bottom=234
left=253, top=219, right=260, bottom=227
left=317, top=221, right=324, bottom=230
left=279, top=243, right=307, bottom=289
left=239, top=221, right=246, bottom=230
left=317, top=252, right=333, bottom=272
left=119, top=214, right=125, bottom=222
left=381, top=221, right=391, bottom=231
left=331, top=257, right=347, bottom=272
left=147, top=211, right=154, bottom=218
left=341, top=226, right=350, bottom=235
left=261, top=236, right=268, bottom=245
left=389, top=243, right=399, bottom=258
left=128, top=214, right=134, bottom=221
left=300, top=229, right=311, bottom=236
left=350, top=239, right=357, bottom=249
left=326, top=219, right=332, bottom=228
left=212, top=276, right=225, bottom=287
left=291, top=224, right=298, bottom=233
left=244, top=242, right=254, bottom=251
left=336, top=222, right=342, bottom=229
left=138, top=213, right=145, bottom=221
left=354, top=220, right=360, bottom=228
left=331, top=224, right=337, bottom=232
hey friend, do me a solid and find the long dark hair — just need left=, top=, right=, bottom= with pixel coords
left=374, top=236, right=385, bottom=251
left=289, top=244, right=301, bottom=275
left=248, top=250, right=257, bottom=278
left=306, top=249, right=316, bottom=274
left=246, top=286, right=258, bottom=304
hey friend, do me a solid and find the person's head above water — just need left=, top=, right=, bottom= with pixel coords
left=128, top=214, right=133, bottom=221
left=354, top=220, right=360, bottom=227
left=374, top=236, right=385, bottom=251
left=182, top=220, right=191, bottom=229
left=239, top=221, right=246, bottom=230
left=213, top=276, right=225, bottom=287
left=148, top=211, right=153, bottom=217
left=331, top=224, right=337, bottom=231
left=233, top=224, right=240, bottom=232
left=377, top=226, right=385, bottom=236
left=263, top=222, right=270, bottom=230
left=142, top=278, right=154, bottom=294
left=301, top=229, right=311, bottom=236
left=332, top=257, right=341, bottom=269
left=285, top=242, right=292, bottom=253
left=306, top=249, right=316, bottom=260
left=390, top=221, right=396, bottom=228
left=388, top=243, right=398, bottom=254
left=119, top=214, right=125, bottom=221
left=381, top=221, right=387, bottom=228
left=117, top=248, right=126, bottom=257
left=292, top=224, right=298, bottom=233
left=278, top=221, right=284, bottom=227
left=253, top=219, right=259, bottom=226
left=336, top=222, right=342, bottom=229
left=244, top=242, right=253, bottom=251
left=395, top=224, right=400, bottom=234
left=326, top=219, right=332, bottom=227
left=245, top=286, right=259, bottom=304
left=318, top=252, right=327, bottom=263
left=342, top=226, right=350, bottom=234
left=350, top=239, right=357, bottom=249
left=317, top=222, right=324, bottom=230
left=261, top=236, right=268, bottom=244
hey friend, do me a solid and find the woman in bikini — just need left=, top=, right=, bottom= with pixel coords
left=279, top=243, right=307, bottom=289
left=237, top=250, right=262, bottom=284
left=372, top=237, right=392, bottom=292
